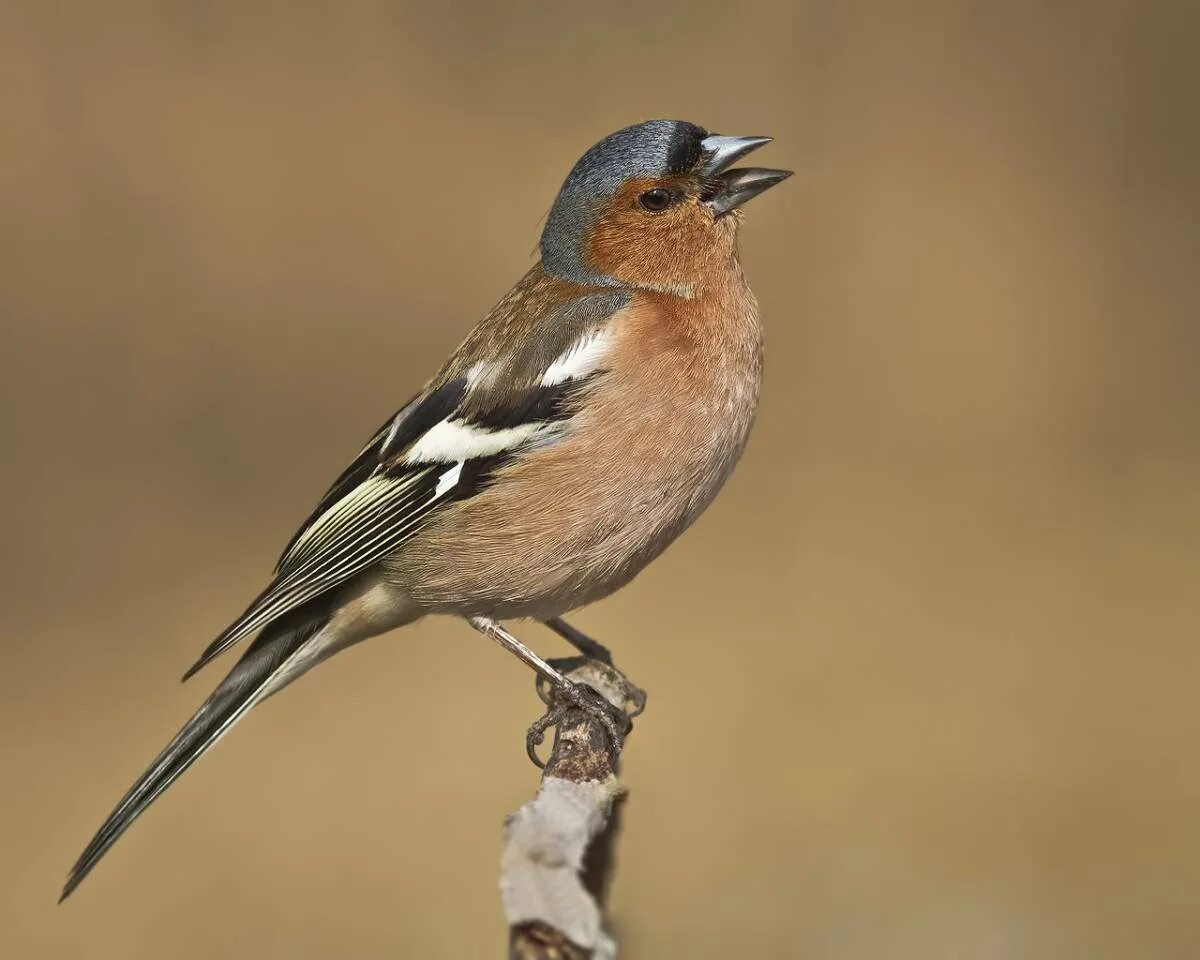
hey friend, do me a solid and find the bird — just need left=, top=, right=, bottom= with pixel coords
left=61, top=119, right=790, bottom=901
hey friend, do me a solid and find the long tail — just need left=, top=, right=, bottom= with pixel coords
left=60, top=605, right=330, bottom=902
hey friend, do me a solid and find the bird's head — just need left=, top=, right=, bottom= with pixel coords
left=540, top=120, right=790, bottom=296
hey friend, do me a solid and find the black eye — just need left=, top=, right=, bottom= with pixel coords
left=638, top=188, right=675, bottom=212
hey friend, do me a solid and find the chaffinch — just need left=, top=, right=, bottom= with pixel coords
left=62, top=120, right=790, bottom=900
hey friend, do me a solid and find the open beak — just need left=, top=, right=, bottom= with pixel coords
left=698, top=134, right=792, bottom=217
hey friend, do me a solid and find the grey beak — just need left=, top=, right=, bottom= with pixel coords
left=698, top=135, right=774, bottom=177
left=698, top=134, right=791, bottom=216
left=706, top=167, right=793, bottom=217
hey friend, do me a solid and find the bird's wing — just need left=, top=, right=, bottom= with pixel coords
left=182, top=287, right=627, bottom=680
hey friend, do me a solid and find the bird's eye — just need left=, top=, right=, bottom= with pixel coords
left=637, top=188, right=676, bottom=212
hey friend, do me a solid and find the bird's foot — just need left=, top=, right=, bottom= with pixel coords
left=525, top=676, right=633, bottom=768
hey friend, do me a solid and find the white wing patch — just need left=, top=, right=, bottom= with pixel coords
left=434, top=461, right=464, bottom=497
left=541, top=329, right=614, bottom=386
left=403, top=418, right=546, bottom=465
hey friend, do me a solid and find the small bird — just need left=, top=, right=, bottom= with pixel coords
left=61, top=119, right=790, bottom=900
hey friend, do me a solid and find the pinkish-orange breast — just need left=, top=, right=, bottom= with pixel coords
left=388, top=271, right=762, bottom=619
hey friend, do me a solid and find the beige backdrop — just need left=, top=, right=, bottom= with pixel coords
left=2, top=2, right=1198, bottom=957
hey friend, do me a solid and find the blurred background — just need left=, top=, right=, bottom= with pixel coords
left=2, top=1, right=1197, bottom=957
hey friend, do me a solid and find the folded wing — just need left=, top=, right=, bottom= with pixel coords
left=182, top=300, right=619, bottom=680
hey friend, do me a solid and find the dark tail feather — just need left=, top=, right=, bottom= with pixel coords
left=60, top=606, right=329, bottom=902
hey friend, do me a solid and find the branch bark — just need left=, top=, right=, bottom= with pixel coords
left=500, top=657, right=644, bottom=959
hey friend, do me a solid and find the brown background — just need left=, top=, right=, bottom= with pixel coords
left=2, top=2, right=1198, bottom=957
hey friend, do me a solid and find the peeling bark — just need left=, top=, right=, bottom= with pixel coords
left=500, top=659, right=643, bottom=960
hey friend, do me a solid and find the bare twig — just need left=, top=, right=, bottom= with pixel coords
left=500, top=657, right=645, bottom=959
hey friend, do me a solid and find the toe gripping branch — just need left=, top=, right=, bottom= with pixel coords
left=527, top=658, right=647, bottom=770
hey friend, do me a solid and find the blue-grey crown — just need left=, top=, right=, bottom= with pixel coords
left=540, top=120, right=707, bottom=284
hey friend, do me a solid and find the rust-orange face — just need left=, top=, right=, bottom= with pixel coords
left=540, top=121, right=790, bottom=294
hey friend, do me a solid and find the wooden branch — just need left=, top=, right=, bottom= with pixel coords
left=500, top=657, right=644, bottom=960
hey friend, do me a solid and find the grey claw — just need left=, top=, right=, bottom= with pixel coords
left=525, top=703, right=564, bottom=768
left=523, top=679, right=631, bottom=768
left=627, top=684, right=648, bottom=718
left=559, top=681, right=630, bottom=752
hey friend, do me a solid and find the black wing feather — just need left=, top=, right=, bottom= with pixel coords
left=275, top=378, right=467, bottom=569
left=182, top=379, right=470, bottom=681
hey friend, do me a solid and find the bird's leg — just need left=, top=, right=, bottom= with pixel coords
left=468, top=616, right=631, bottom=766
left=544, top=616, right=613, bottom=665
left=469, top=615, right=572, bottom=687
left=543, top=617, right=646, bottom=718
